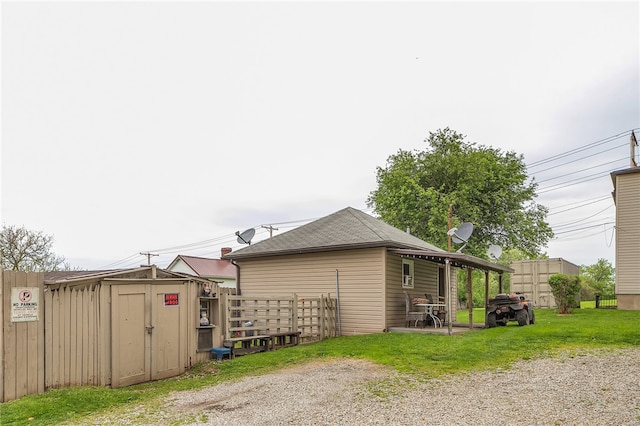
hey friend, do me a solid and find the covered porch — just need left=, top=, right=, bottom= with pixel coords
left=390, top=248, right=514, bottom=335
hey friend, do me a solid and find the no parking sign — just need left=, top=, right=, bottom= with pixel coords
left=11, top=287, right=40, bottom=322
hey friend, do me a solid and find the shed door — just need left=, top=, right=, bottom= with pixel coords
left=111, top=284, right=149, bottom=387
left=111, top=283, right=186, bottom=387
left=150, top=283, right=186, bottom=381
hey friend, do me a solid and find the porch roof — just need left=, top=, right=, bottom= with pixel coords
left=389, top=248, right=513, bottom=274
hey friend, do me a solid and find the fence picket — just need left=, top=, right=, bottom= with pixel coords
left=1, top=271, right=45, bottom=402
left=224, top=294, right=336, bottom=342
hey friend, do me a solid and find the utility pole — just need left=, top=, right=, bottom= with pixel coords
left=447, top=204, right=453, bottom=252
left=140, top=252, right=159, bottom=266
left=261, top=224, right=279, bottom=238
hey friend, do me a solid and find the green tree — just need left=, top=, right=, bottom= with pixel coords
left=0, top=225, right=67, bottom=271
left=548, top=274, right=582, bottom=314
left=580, top=258, right=615, bottom=298
left=367, top=128, right=554, bottom=259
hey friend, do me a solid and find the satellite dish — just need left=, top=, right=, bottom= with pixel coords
left=447, top=222, right=474, bottom=253
left=447, top=222, right=474, bottom=243
left=487, top=244, right=503, bottom=260
left=236, top=228, right=255, bottom=245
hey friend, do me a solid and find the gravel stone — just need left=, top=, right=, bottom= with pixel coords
left=158, top=348, right=640, bottom=426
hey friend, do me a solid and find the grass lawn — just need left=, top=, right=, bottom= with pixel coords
left=1, top=308, right=638, bottom=425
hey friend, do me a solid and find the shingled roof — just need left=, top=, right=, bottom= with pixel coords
left=224, top=207, right=446, bottom=260
left=167, top=255, right=236, bottom=278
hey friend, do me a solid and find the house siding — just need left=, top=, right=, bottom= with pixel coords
left=385, top=254, right=440, bottom=327
left=237, top=248, right=455, bottom=333
left=615, top=172, right=640, bottom=308
left=237, top=247, right=386, bottom=335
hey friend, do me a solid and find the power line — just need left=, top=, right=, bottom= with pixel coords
left=140, top=252, right=159, bottom=266
left=96, top=131, right=637, bottom=270
left=261, top=224, right=279, bottom=237
left=553, top=222, right=616, bottom=237
left=533, top=155, right=627, bottom=184
left=537, top=171, right=612, bottom=194
left=547, top=195, right=611, bottom=215
left=99, top=253, right=141, bottom=269
left=551, top=210, right=614, bottom=231
left=527, top=130, right=635, bottom=169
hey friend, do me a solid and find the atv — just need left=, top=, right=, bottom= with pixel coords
left=486, top=292, right=535, bottom=328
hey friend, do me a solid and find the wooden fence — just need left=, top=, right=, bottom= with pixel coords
left=44, top=281, right=106, bottom=390
left=1, top=270, right=46, bottom=402
left=225, top=294, right=338, bottom=342
left=1, top=270, right=339, bottom=402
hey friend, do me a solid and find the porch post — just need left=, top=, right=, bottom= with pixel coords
left=446, top=259, right=452, bottom=336
left=484, top=271, right=490, bottom=327
left=467, top=268, right=473, bottom=329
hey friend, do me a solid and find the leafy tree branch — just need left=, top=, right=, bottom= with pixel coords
left=1, top=225, right=67, bottom=271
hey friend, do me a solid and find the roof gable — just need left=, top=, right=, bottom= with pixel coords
left=225, top=207, right=445, bottom=259
left=169, top=255, right=237, bottom=278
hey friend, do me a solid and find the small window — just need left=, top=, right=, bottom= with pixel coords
left=438, top=266, right=445, bottom=299
left=402, top=259, right=414, bottom=288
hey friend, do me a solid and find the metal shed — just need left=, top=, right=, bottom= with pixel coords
left=510, top=258, right=580, bottom=308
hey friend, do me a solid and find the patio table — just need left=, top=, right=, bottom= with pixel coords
left=414, top=303, right=446, bottom=328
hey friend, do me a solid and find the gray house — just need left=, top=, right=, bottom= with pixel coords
left=224, top=207, right=512, bottom=335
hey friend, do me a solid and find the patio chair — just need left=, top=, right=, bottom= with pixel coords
left=404, top=291, right=427, bottom=327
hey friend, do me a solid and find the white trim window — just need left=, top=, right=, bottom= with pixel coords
left=402, top=258, right=414, bottom=288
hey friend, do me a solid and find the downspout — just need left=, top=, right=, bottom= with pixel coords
left=232, top=260, right=241, bottom=295
left=335, top=269, right=341, bottom=336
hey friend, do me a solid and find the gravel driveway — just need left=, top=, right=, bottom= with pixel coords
left=76, top=348, right=640, bottom=425
left=157, top=348, right=640, bottom=426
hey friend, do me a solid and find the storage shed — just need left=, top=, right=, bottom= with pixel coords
left=41, top=267, right=227, bottom=389
left=510, top=258, right=580, bottom=308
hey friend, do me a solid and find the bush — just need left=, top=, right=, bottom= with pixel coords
left=548, top=274, right=581, bottom=314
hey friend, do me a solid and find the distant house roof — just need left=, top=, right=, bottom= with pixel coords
left=166, top=255, right=237, bottom=278
left=224, top=207, right=446, bottom=260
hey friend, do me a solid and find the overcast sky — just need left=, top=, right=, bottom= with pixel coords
left=1, top=1, right=639, bottom=271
